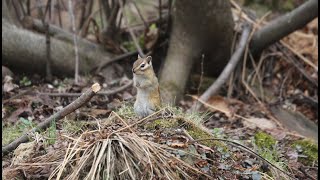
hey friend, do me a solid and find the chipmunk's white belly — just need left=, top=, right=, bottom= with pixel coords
left=134, top=90, right=155, bottom=117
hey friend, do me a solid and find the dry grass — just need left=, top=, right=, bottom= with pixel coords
left=5, top=108, right=213, bottom=180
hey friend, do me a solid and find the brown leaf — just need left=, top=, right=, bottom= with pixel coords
left=144, top=24, right=159, bottom=50
left=170, top=141, right=188, bottom=148
left=12, top=141, right=36, bottom=165
left=195, top=160, right=208, bottom=168
left=90, top=109, right=111, bottom=116
left=206, top=96, right=232, bottom=117
left=3, top=76, right=19, bottom=92
left=6, top=106, right=32, bottom=123
left=242, top=117, right=276, bottom=130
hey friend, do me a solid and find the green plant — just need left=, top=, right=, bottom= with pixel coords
left=292, top=139, right=318, bottom=165
left=253, top=132, right=288, bottom=171
left=19, top=76, right=32, bottom=86
left=47, top=119, right=56, bottom=145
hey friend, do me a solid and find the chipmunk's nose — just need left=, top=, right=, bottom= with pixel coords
left=132, top=68, right=136, bottom=73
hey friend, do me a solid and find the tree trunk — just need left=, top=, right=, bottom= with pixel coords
left=2, top=0, right=20, bottom=26
left=160, top=0, right=234, bottom=104
left=2, top=19, right=114, bottom=76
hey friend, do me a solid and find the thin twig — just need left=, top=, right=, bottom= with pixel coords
left=94, top=50, right=138, bottom=73
left=231, top=0, right=318, bottom=72
left=98, top=0, right=104, bottom=28
left=197, top=54, right=205, bottom=96
left=68, top=0, right=80, bottom=84
left=191, top=24, right=252, bottom=111
left=158, top=0, right=162, bottom=29
left=119, top=0, right=145, bottom=57
left=17, top=0, right=27, bottom=16
left=278, top=43, right=318, bottom=87
left=2, top=83, right=101, bottom=157
left=57, top=0, right=63, bottom=28
left=38, top=80, right=133, bottom=97
left=279, top=69, right=292, bottom=101
left=129, top=0, right=147, bottom=28
left=281, top=40, right=318, bottom=72
left=27, top=0, right=31, bottom=15
left=46, top=0, right=53, bottom=81
left=35, top=0, right=53, bottom=81
left=165, top=0, right=172, bottom=35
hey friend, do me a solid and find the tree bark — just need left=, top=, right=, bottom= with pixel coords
left=2, top=19, right=114, bottom=76
left=2, top=0, right=20, bottom=26
left=160, top=0, right=234, bottom=104
left=250, top=0, right=318, bottom=55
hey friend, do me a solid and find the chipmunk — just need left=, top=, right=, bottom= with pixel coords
left=132, top=55, right=161, bottom=118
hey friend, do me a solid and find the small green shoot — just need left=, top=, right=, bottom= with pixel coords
left=19, top=76, right=32, bottom=86
left=47, top=119, right=56, bottom=145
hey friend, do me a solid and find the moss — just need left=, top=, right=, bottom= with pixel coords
left=62, top=120, right=88, bottom=134
left=2, top=124, right=24, bottom=146
left=2, top=118, right=37, bottom=146
left=254, top=131, right=276, bottom=149
left=253, top=131, right=287, bottom=171
left=186, top=126, right=228, bottom=152
left=282, top=1, right=295, bottom=11
left=292, top=139, right=318, bottom=165
left=187, top=128, right=214, bottom=147
left=115, top=103, right=136, bottom=119
left=145, top=118, right=180, bottom=129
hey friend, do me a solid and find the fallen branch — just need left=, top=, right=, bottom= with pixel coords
left=2, top=19, right=115, bottom=76
left=24, top=16, right=88, bottom=45
left=191, top=24, right=252, bottom=111
left=38, top=80, right=133, bottom=97
left=2, top=83, right=101, bottom=157
left=250, top=0, right=318, bottom=55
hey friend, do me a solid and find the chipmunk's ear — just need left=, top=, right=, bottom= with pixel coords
left=137, top=54, right=142, bottom=59
left=146, top=56, right=152, bottom=64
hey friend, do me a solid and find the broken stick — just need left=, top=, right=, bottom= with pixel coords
left=2, top=83, right=101, bottom=157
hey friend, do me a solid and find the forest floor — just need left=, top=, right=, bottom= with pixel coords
left=2, top=0, right=318, bottom=179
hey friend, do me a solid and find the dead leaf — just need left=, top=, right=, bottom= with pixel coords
left=122, top=91, right=133, bottom=100
left=2, top=66, right=14, bottom=82
left=206, top=96, right=232, bottom=117
left=170, top=141, right=188, bottom=148
left=12, top=141, right=36, bottom=165
left=3, top=75, right=18, bottom=92
left=242, top=117, right=276, bottom=130
left=144, top=24, right=159, bottom=50
left=195, top=159, right=208, bottom=168
left=6, top=106, right=32, bottom=123
left=90, top=109, right=111, bottom=116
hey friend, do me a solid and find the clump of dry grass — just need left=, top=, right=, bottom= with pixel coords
left=6, top=108, right=212, bottom=180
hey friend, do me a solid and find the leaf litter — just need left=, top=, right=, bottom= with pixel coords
left=2, top=1, right=319, bottom=180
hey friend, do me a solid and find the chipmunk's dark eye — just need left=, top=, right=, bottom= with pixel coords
left=140, top=63, right=145, bottom=68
